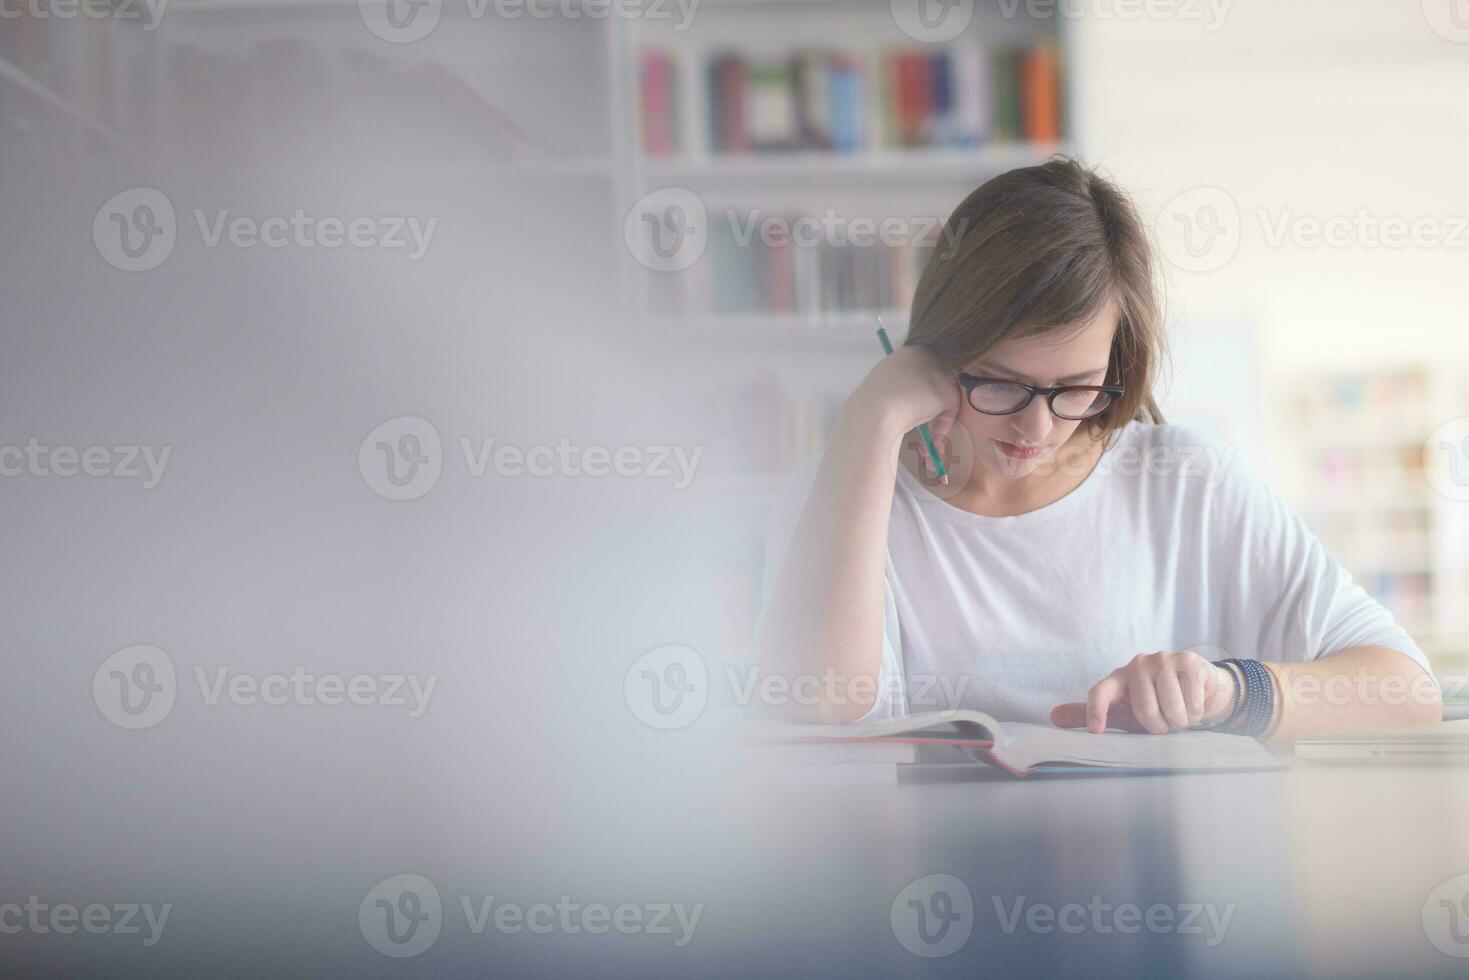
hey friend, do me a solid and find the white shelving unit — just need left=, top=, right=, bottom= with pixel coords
left=603, top=0, right=1075, bottom=552
left=610, top=0, right=1074, bottom=347
left=1276, top=367, right=1469, bottom=668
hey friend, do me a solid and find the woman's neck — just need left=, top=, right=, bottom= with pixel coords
left=941, top=427, right=1108, bottom=518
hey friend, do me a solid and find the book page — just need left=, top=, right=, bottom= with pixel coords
left=997, top=722, right=1284, bottom=772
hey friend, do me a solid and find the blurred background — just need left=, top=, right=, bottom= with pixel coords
left=3, top=0, right=1468, bottom=976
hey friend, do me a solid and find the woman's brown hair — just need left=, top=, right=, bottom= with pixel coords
left=905, top=157, right=1167, bottom=443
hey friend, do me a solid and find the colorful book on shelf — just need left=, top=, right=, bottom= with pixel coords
left=791, top=48, right=833, bottom=151
left=638, top=49, right=677, bottom=156
left=706, top=52, right=749, bottom=154
left=747, top=58, right=798, bottom=152
left=827, top=53, right=863, bottom=153
left=993, top=47, right=1021, bottom=142
left=953, top=44, right=990, bottom=146
left=1021, top=36, right=1062, bottom=143
left=895, top=50, right=931, bottom=147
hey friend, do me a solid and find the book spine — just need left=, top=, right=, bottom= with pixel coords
left=930, top=49, right=953, bottom=147
left=994, top=49, right=1020, bottom=142
left=706, top=54, right=725, bottom=154
left=808, top=51, right=831, bottom=151
left=640, top=50, right=672, bottom=156
left=827, top=55, right=851, bottom=153
left=724, top=56, right=748, bottom=153
left=954, top=43, right=989, bottom=146
left=1022, top=37, right=1061, bottom=143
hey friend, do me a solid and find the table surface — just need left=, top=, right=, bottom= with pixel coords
left=710, top=755, right=1469, bottom=979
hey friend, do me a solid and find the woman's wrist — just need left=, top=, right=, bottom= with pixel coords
left=1200, top=664, right=1240, bottom=726
left=836, top=385, right=917, bottom=458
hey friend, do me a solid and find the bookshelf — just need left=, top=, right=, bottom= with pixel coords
left=615, top=2, right=1073, bottom=347
left=1276, top=367, right=1469, bottom=668
left=610, top=3, right=1075, bottom=575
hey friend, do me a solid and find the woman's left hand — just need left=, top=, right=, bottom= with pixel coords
left=1050, top=651, right=1237, bottom=734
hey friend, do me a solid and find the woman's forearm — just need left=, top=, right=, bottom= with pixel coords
left=755, top=398, right=909, bottom=723
left=1269, top=645, right=1442, bottom=740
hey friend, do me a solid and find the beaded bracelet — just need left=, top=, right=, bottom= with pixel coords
left=1261, top=661, right=1293, bottom=741
left=1245, top=659, right=1276, bottom=737
left=1218, top=658, right=1277, bottom=738
left=1217, top=660, right=1245, bottom=728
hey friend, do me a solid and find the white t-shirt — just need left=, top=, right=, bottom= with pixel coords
left=760, top=420, right=1435, bottom=723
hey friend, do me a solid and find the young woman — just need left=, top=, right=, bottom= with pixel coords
left=756, top=158, right=1441, bottom=740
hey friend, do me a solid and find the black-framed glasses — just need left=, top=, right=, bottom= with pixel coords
left=956, top=372, right=1125, bottom=421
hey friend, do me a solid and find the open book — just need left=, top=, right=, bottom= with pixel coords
left=747, top=709, right=1284, bottom=777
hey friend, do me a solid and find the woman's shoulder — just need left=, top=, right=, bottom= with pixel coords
left=1103, top=419, right=1244, bottom=488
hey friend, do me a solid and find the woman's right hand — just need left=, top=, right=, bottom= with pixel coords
left=845, top=344, right=964, bottom=472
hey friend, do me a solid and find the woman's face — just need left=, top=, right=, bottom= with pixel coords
left=954, top=297, right=1119, bottom=483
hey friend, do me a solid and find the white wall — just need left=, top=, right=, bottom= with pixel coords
left=1070, top=0, right=1469, bottom=373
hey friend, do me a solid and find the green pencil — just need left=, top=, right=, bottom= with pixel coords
left=874, top=317, right=948, bottom=486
